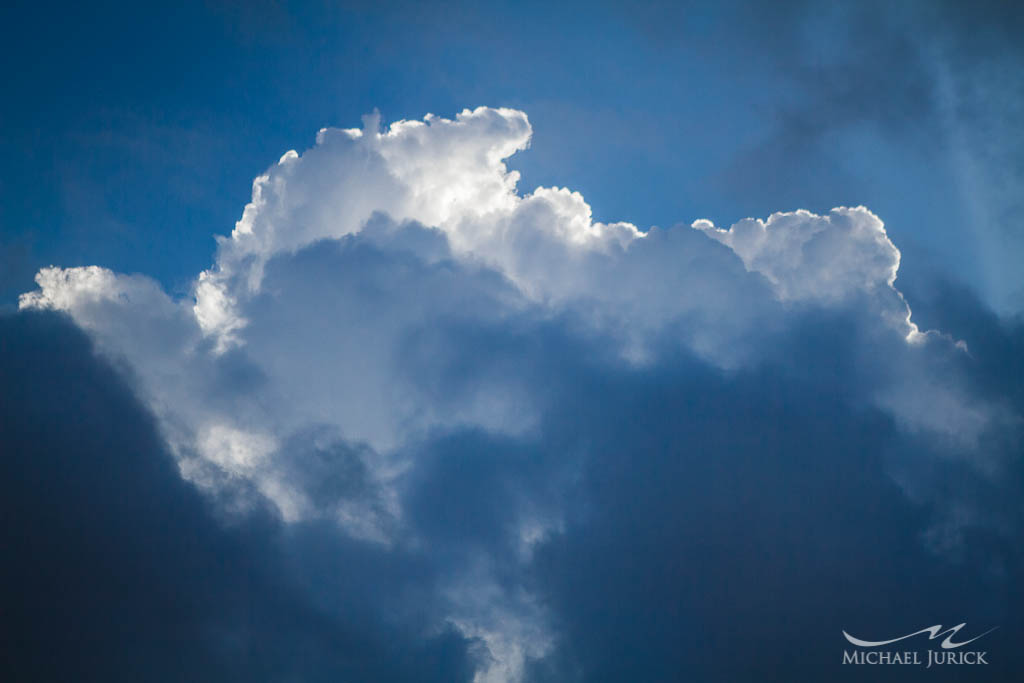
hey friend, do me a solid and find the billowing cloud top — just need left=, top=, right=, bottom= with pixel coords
left=17, top=107, right=1022, bottom=682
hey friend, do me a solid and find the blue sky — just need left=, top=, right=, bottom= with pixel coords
left=2, top=2, right=1024, bottom=681
left=3, top=0, right=1020, bottom=309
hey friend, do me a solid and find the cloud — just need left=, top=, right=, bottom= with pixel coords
left=0, top=311, right=478, bottom=682
left=694, top=207, right=900, bottom=303
left=696, top=0, right=1024, bottom=313
left=13, top=107, right=1024, bottom=681
left=523, top=343, right=1024, bottom=681
left=694, top=205, right=920, bottom=338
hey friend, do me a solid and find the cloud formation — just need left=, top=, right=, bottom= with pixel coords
left=0, top=312, right=477, bottom=682
left=13, top=107, right=1024, bottom=681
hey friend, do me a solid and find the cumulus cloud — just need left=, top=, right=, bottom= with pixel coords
left=693, top=206, right=923, bottom=338
left=15, top=107, right=1024, bottom=681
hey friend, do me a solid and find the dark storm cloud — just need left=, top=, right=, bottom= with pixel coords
left=0, top=311, right=476, bottom=682
left=523, top=322, right=1024, bottom=681
left=4, top=225, right=1024, bottom=680
left=395, top=297, right=1024, bottom=682
left=900, top=275, right=1024, bottom=409
left=290, top=226, right=1024, bottom=681
left=8, top=99, right=1024, bottom=682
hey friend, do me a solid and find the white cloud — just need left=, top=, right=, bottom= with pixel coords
left=694, top=206, right=921, bottom=339
left=20, top=106, right=997, bottom=683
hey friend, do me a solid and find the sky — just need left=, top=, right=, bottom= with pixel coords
left=2, top=1, right=1024, bottom=681
left=3, top=0, right=1022, bottom=311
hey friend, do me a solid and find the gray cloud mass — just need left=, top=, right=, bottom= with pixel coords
left=4, top=105, right=1024, bottom=681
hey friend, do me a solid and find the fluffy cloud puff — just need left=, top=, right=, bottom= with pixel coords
left=18, top=107, right=1023, bottom=682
